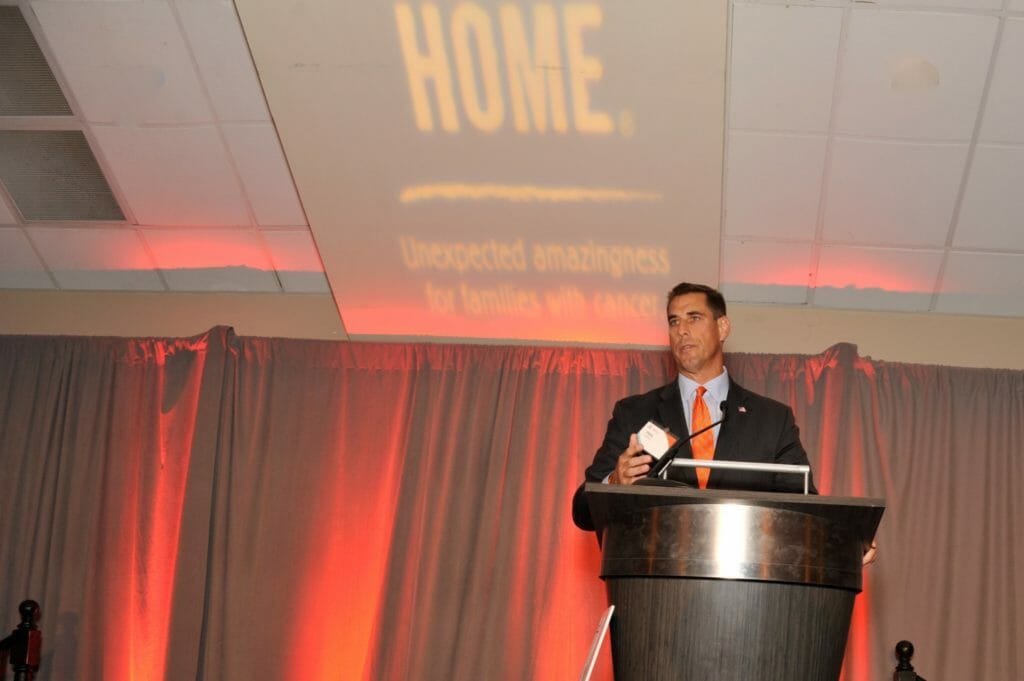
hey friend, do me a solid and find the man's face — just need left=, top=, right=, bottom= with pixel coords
left=667, top=292, right=730, bottom=382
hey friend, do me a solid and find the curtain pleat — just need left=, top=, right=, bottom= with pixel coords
left=0, top=329, right=1020, bottom=680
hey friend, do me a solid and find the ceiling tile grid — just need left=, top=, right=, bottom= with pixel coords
left=834, top=9, right=998, bottom=141
left=815, top=245, right=945, bottom=312
left=29, top=0, right=213, bottom=126
left=724, top=132, right=828, bottom=241
left=954, top=144, right=1024, bottom=251
left=721, top=238, right=813, bottom=304
left=141, top=227, right=281, bottom=292
left=0, top=0, right=1019, bottom=327
left=26, top=226, right=165, bottom=290
left=729, top=3, right=843, bottom=133
left=823, top=138, right=970, bottom=247
left=259, top=229, right=330, bottom=294
left=978, top=17, right=1024, bottom=144
left=91, top=124, right=253, bottom=227
left=0, top=227, right=53, bottom=289
left=174, top=0, right=271, bottom=123
left=935, top=251, right=1024, bottom=316
left=221, top=123, right=307, bottom=227
left=0, top=1, right=316, bottom=295
left=872, top=0, right=1004, bottom=11
left=725, top=0, right=1021, bottom=316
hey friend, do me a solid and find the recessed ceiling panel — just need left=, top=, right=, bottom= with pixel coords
left=261, top=229, right=330, bottom=294
left=0, top=6, right=71, bottom=116
left=823, top=138, right=968, bottom=247
left=720, top=238, right=812, bottom=305
left=92, top=125, right=251, bottom=226
left=222, top=123, right=307, bottom=226
left=141, top=227, right=280, bottom=292
left=176, top=0, right=271, bottom=122
left=729, top=3, right=842, bottom=133
left=815, top=245, right=942, bottom=311
left=955, top=145, right=1024, bottom=250
left=0, top=227, right=53, bottom=289
left=238, top=0, right=728, bottom=344
left=936, top=252, right=1024, bottom=316
left=31, top=0, right=211, bottom=124
left=725, top=131, right=826, bottom=240
left=835, top=9, right=997, bottom=141
left=0, top=130, right=125, bottom=221
left=978, top=18, right=1024, bottom=144
left=27, top=226, right=164, bottom=291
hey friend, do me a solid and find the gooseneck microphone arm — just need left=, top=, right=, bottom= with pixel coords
left=647, top=401, right=729, bottom=479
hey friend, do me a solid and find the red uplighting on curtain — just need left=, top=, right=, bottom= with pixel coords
left=96, top=340, right=208, bottom=681
left=7, top=333, right=1017, bottom=680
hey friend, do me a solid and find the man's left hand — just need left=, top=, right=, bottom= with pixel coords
left=862, top=539, right=878, bottom=566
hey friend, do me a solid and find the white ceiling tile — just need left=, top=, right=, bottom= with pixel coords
left=0, top=228, right=53, bottom=289
left=729, top=4, right=843, bottom=132
left=260, top=230, right=329, bottom=293
left=815, top=245, right=943, bottom=311
left=175, top=0, right=271, bottom=122
left=955, top=145, right=1024, bottom=250
left=835, top=10, right=998, bottom=140
left=823, top=138, right=968, bottom=246
left=1010, top=0, right=1024, bottom=13
left=720, top=238, right=812, bottom=304
left=222, top=124, right=306, bottom=226
left=935, top=252, right=1024, bottom=316
left=725, top=132, right=827, bottom=240
left=978, top=18, right=1024, bottom=144
left=872, top=0, right=1002, bottom=9
left=27, top=227, right=163, bottom=291
left=141, top=228, right=279, bottom=291
left=92, top=125, right=251, bottom=226
left=0, top=195, right=17, bottom=225
left=31, top=1, right=212, bottom=125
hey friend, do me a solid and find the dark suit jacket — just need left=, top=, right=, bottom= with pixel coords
left=571, top=377, right=817, bottom=530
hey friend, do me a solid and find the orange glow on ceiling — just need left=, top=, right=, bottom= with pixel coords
left=815, top=260, right=935, bottom=294
left=146, top=233, right=273, bottom=270
left=399, top=183, right=662, bottom=203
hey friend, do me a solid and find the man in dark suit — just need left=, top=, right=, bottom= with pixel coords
left=571, top=282, right=817, bottom=532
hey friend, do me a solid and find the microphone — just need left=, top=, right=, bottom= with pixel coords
left=647, top=401, right=729, bottom=479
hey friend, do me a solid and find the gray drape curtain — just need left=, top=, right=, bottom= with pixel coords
left=0, top=327, right=1020, bottom=680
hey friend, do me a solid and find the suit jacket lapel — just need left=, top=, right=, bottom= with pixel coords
left=657, top=379, right=698, bottom=485
left=657, top=380, right=687, bottom=447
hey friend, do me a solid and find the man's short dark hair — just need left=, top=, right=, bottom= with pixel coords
left=666, top=282, right=727, bottom=318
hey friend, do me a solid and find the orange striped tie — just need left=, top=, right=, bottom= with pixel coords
left=691, top=386, right=714, bottom=489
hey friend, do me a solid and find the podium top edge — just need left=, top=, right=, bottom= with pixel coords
left=583, top=481, right=886, bottom=510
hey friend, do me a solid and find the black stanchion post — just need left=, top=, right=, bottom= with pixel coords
left=1, top=600, right=42, bottom=681
left=893, top=640, right=926, bottom=681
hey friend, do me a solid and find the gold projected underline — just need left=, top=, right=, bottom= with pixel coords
left=399, top=183, right=663, bottom=204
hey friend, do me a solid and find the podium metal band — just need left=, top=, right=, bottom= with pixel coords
left=600, top=502, right=863, bottom=591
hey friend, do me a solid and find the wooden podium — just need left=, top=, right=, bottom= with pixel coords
left=584, top=483, right=884, bottom=681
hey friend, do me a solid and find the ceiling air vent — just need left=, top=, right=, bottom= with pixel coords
left=0, top=6, right=71, bottom=116
left=0, top=130, right=125, bottom=221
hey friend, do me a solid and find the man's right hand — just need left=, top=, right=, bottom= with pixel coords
left=608, top=434, right=652, bottom=484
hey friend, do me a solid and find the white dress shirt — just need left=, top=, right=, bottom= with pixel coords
left=677, top=367, right=730, bottom=446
